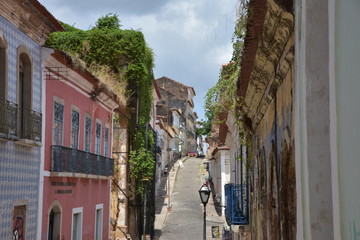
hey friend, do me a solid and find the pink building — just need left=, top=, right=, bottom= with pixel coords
left=40, top=50, right=120, bottom=240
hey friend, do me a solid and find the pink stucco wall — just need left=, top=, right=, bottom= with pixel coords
left=41, top=68, right=113, bottom=239
left=42, top=177, right=110, bottom=240
left=44, top=75, right=113, bottom=171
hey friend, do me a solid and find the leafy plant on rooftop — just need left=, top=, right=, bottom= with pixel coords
left=46, top=13, right=155, bottom=197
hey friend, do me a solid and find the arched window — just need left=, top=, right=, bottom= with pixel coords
left=17, top=46, right=32, bottom=138
left=48, top=204, right=62, bottom=240
left=0, top=37, right=6, bottom=100
left=0, top=36, right=8, bottom=136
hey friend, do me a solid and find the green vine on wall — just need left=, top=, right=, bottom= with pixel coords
left=46, top=14, right=155, bottom=196
left=204, top=1, right=250, bottom=143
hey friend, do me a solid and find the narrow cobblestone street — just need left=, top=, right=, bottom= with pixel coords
left=155, top=157, right=224, bottom=240
left=158, top=157, right=203, bottom=239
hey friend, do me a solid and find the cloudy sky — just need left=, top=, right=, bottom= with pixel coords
left=38, top=0, right=239, bottom=120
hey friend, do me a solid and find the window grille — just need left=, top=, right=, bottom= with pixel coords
left=71, top=110, right=79, bottom=149
left=225, top=183, right=249, bottom=225
left=84, top=116, right=91, bottom=152
left=104, top=128, right=109, bottom=157
left=53, top=102, right=64, bottom=145
left=95, top=123, right=101, bottom=154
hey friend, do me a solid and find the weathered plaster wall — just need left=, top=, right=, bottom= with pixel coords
left=237, top=0, right=295, bottom=238
left=250, top=62, right=295, bottom=240
left=294, top=0, right=335, bottom=239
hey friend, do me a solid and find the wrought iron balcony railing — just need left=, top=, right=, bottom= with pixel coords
left=225, top=183, right=250, bottom=225
left=21, top=107, right=42, bottom=142
left=0, top=98, right=18, bottom=139
left=159, top=138, right=165, bottom=148
left=186, top=130, right=195, bottom=138
left=51, top=145, right=114, bottom=177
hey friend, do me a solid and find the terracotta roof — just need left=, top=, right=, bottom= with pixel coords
left=218, top=112, right=229, bottom=144
left=217, top=146, right=230, bottom=150
left=156, top=76, right=196, bottom=96
left=237, top=0, right=267, bottom=97
left=210, top=145, right=230, bottom=157
left=153, top=79, right=162, bottom=99
left=170, top=108, right=182, bottom=116
left=29, top=0, right=64, bottom=31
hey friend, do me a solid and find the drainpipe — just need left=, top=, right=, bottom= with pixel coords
left=274, top=92, right=281, bottom=236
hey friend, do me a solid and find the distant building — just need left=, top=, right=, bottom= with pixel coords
left=206, top=110, right=232, bottom=217
left=151, top=80, right=163, bottom=193
left=155, top=76, right=197, bottom=156
left=0, top=0, right=62, bottom=238
left=41, top=50, right=120, bottom=239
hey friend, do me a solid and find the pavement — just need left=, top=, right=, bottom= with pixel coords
left=154, top=157, right=225, bottom=240
left=199, top=159, right=225, bottom=239
left=154, top=157, right=183, bottom=234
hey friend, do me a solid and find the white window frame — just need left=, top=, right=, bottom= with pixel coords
left=17, top=46, right=33, bottom=138
left=53, top=97, right=64, bottom=145
left=0, top=36, right=7, bottom=100
left=71, top=207, right=83, bottom=240
left=94, top=204, right=103, bottom=240
left=47, top=200, right=63, bottom=240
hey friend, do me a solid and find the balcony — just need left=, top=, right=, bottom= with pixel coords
left=225, top=183, right=249, bottom=225
left=21, top=107, right=42, bottom=142
left=186, top=130, right=195, bottom=138
left=0, top=98, right=18, bottom=140
left=0, top=98, right=42, bottom=144
left=51, top=145, right=114, bottom=177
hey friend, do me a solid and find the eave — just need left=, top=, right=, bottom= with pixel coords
left=237, top=0, right=294, bottom=130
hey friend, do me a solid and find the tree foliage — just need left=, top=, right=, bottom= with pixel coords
left=46, top=14, right=155, bottom=195
left=205, top=62, right=239, bottom=122
left=204, top=2, right=248, bottom=123
left=195, top=113, right=212, bottom=137
left=94, top=13, right=122, bottom=30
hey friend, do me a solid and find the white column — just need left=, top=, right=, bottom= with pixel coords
left=220, top=151, right=226, bottom=216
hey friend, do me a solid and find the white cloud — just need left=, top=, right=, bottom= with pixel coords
left=38, top=0, right=239, bottom=120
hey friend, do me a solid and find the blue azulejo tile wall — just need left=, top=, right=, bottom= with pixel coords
left=0, top=15, right=42, bottom=239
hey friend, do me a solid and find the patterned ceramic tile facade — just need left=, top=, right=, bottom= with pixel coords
left=0, top=16, right=42, bottom=239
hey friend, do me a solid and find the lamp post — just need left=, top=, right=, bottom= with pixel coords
left=199, top=184, right=211, bottom=240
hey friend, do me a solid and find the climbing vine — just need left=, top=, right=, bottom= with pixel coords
left=204, top=1, right=250, bottom=142
left=204, top=62, right=240, bottom=122
left=46, top=13, right=155, bottom=196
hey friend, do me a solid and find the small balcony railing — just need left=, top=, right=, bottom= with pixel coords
left=225, top=183, right=250, bottom=225
left=0, top=98, right=18, bottom=139
left=159, top=138, right=165, bottom=149
left=21, top=107, right=42, bottom=142
left=51, top=145, right=114, bottom=177
left=186, top=130, right=195, bottom=138
left=0, top=99, right=42, bottom=143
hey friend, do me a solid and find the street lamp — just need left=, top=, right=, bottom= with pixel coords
left=199, top=184, right=211, bottom=240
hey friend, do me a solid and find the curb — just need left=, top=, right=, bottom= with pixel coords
left=154, top=157, right=187, bottom=238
